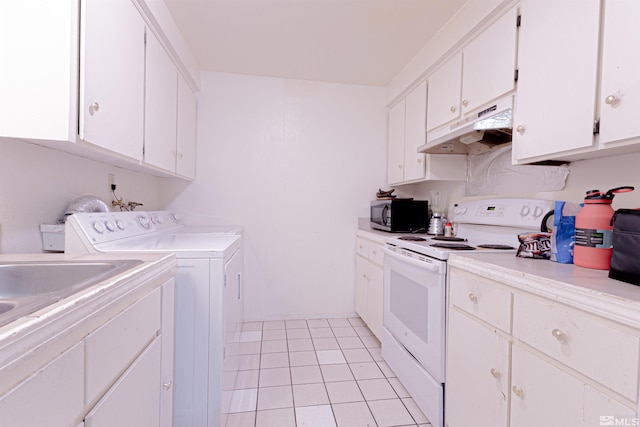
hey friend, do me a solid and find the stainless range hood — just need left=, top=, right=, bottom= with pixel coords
left=418, top=95, right=514, bottom=153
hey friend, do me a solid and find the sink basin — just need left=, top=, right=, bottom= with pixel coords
left=0, top=259, right=143, bottom=328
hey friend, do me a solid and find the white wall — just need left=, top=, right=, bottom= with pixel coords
left=164, top=72, right=387, bottom=321
left=0, top=137, right=160, bottom=253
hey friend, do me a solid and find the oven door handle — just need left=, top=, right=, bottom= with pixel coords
left=382, top=246, right=446, bottom=274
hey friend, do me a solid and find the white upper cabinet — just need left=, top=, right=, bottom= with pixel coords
left=387, top=98, right=406, bottom=185
left=403, top=81, right=428, bottom=182
left=512, top=0, right=600, bottom=163
left=144, top=30, right=179, bottom=172
left=598, top=0, right=640, bottom=147
left=80, top=0, right=145, bottom=161
left=176, top=74, right=197, bottom=179
left=426, top=54, right=462, bottom=132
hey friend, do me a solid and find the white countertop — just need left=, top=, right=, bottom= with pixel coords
left=448, top=252, right=640, bottom=328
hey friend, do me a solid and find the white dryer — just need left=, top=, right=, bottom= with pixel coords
left=65, top=210, right=243, bottom=427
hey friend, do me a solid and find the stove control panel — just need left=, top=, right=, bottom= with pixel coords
left=451, top=198, right=554, bottom=228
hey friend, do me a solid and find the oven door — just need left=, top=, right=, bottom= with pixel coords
left=382, top=246, right=446, bottom=382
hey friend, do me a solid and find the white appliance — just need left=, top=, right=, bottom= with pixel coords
left=381, top=198, right=554, bottom=427
left=65, top=210, right=243, bottom=427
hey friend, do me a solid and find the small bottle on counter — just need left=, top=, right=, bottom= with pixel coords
left=444, top=222, right=453, bottom=237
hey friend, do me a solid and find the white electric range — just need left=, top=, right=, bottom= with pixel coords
left=381, top=198, right=554, bottom=427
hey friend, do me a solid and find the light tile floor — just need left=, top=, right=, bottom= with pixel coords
left=224, top=317, right=432, bottom=427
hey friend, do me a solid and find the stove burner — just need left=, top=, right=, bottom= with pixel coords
left=398, top=236, right=427, bottom=241
left=430, top=243, right=476, bottom=250
left=431, top=236, right=466, bottom=242
left=477, top=244, right=515, bottom=250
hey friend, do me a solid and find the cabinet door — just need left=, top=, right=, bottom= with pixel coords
left=355, top=255, right=369, bottom=322
left=387, top=100, right=405, bottom=185
left=160, top=280, right=176, bottom=427
left=176, top=74, right=197, bottom=178
left=224, top=248, right=244, bottom=357
left=446, top=309, right=509, bottom=427
left=462, top=6, right=517, bottom=113
left=144, top=29, right=178, bottom=172
left=403, top=81, right=427, bottom=182
left=80, top=0, right=145, bottom=160
left=85, top=337, right=162, bottom=427
left=512, top=0, right=600, bottom=162
left=366, top=262, right=383, bottom=341
left=426, top=53, right=462, bottom=131
left=510, top=345, right=635, bottom=427
left=599, top=0, right=640, bottom=146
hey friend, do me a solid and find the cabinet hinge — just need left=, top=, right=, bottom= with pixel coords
left=517, top=14, right=521, bottom=27
left=514, top=69, right=519, bottom=82
left=594, top=119, right=600, bottom=134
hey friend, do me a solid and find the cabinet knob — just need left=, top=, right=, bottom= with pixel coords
left=398, top=164, right=402, bottom=169
left=462, top=99, right=468, bottom=107
left=512, top=385, right=523, bottom=398
left=417, top=157, right=422, bottom=163
left=468, top=293, right=478, bottom=303
left=605, top=95, right=616, bottom=105
left=178, top=152, right=184, bottom=159
left=551, top=328, right=567, bottom=342
left=371, top=250, right=377, bottom=255
left=516, top=125, right=525, bottom=134
left=490, top=368, right=500, bottom=379
left=450, top=106, right=456, bottom=113
left=163, top=382, right=172, bottom=390
left=90, top=102, right=100, bottom=113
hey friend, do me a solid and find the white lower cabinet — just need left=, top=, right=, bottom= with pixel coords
left=355, top=235, right=384, bottom=340
left=446, top=266, right=639, bottom=427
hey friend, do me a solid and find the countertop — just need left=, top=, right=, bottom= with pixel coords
left=448, top=252, right=640, bottom=328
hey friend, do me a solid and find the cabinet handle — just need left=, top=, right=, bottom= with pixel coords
left=516, top=125, right=525, bottom=134
left=371, top=250, right=377, bottom=256
left=490, top=368, right=500, bottom=379
left=551, top=328, right=567, bottom=342
left=163, top=382, right=172, bottom=390
left=450, top=106, right=456, bottom=113
left=178, top=152, right=184, bottom=159
left=468, top=293, right=478, bottom=303
left=417, top=157, right=422, bottom=163
left=512, top=385, right=523, bottom=398
left=605, top=95, right=616, bottom=105
left=462, top=99, right=468, bottom=107
left=398, top=164, right=402, bottom=169
left=89, top=102, right=100, bottom=113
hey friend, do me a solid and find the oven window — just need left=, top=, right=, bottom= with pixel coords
left=389, top=270, right=429, bottom=343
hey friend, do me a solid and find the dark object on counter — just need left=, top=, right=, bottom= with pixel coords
left=399, top=236, right=427, bottom=241
left=370, top=199, right=429, bottom=233
left=376, top=188, right=396, bottom=199
left=609, top=209, right=640, bottom=286
left=516, top=232, right=552, bottom=259
left=430, top=243, right=475, bottom=250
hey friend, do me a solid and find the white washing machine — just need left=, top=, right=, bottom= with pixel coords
left=65, top=210, right=243, bottom=427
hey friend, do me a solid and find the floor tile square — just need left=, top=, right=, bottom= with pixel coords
left=332, top=327, right=357, bottom=337
left=228, top=341, right=261, bottom=356
left=288, top=338, right=314, bottom=352
left=255, top=408, right=295, bottom=427
left=402, top=397, right=429, bottom=424
left=307, top=319, right=330, bottom=328
left=310, top=327, right=335, bottom=338
left=261, top=339, right=288, bottom=353
left=225, top=354, right=260, bottom=371
left=367, top=399, right=414, bottom=427
left=377, top=360, right=396, bottom=378
left=263, top=320, right=285, bottom=330
left=295, top=405, right=337, bottom=427
left=388, top=377, right=410, bottom=398
left=259, top=367, right=291, bottom=387
left=312, top=337, right=340, bottom=350
left=320, top=364, right=354, bottom=382
left=349, top=362, right=384, bottom=380
left=348, top=317, right=366, bottom=327
left=287, top=328, right=312, bottom=339
left=359, top=335, right=381, bottom=349
left=228, top=388, right=258, bottom=413
left=286, top=319, right=308, bottom=329
left=257, top=385, right=293, bottom=410
left=260, top=352, right=290, bottom=369
left=291, top=365, right=323, bottom=385
left=366, top=347, right=383, bottom=362
left=325, top=380, right=364, bottom=404
left=328, top=318, right=351, bottom=328
left=262, top=329, right=287, bottom=341
left=357, top=378, right=396, bottom=401
left=342, top=348, right=373, bottom=364
left=225, top=411, right=256, bottom=427
left=316, top=349, right=347, bottom=365
left=332, top=401, right=376, bottom=427
left=241, top=321, right=263, bottom=332
left=353, top=326, right=373, bottom=337
left=235, top=330, right=262, bottom=342
left=293, top=383, right=330, bottom=407
left=235, top=369, right=260, bottom=390
left=337, top=336, right=365, bottom=349
left=289, top=350, right=318, bottom=367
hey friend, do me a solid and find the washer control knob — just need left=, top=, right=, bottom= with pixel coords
left=93, top=221, right=105, bottom=234
left=520, top=206, right=531, bottom=217
left=105, top=220, right=117, bottom=232
left=116, top=220, right=126, bottom=230
left=156, top=216, right=164, bottom=224
left=137, top=215, right=151, bottom=229
left=171, top=213, right=181, bottom=223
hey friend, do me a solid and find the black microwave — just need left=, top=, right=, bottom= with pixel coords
left=370, top=199, right=429, bottom=232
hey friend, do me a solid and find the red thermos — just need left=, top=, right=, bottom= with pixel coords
left=574, top=186, right=634, bottom=269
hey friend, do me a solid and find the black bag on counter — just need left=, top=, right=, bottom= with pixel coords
left=609, top=209, right=640, bottom=286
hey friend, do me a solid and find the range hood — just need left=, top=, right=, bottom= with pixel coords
left=418, top=95, right=514, bottom=153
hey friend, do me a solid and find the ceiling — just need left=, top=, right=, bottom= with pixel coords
left=163, top=0, right=468, bottom=86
